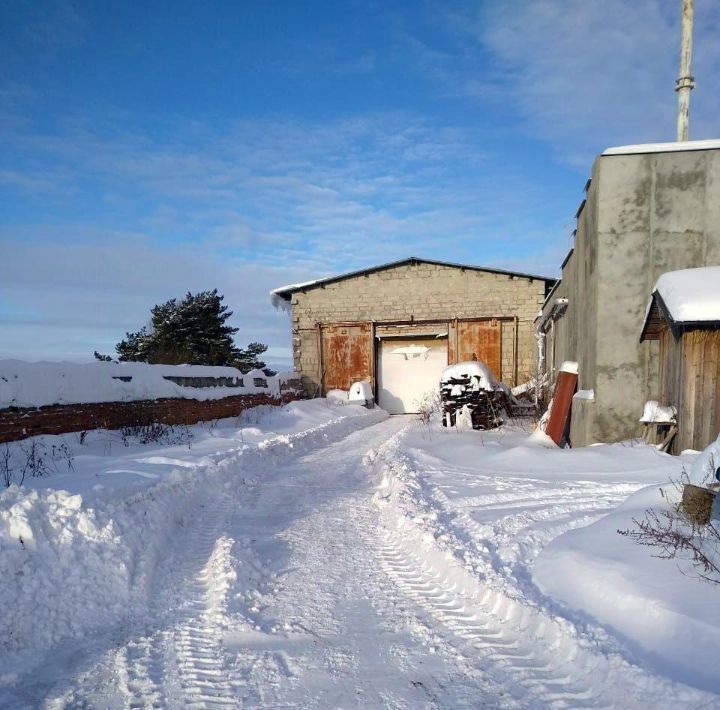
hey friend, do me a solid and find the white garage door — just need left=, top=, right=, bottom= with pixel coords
left=377, top=338, right=448, bottom=414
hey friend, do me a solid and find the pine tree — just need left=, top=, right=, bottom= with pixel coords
left=107, top=290, right=273, bottom=373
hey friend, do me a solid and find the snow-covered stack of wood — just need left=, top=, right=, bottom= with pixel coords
left=440, top=361, right=504, bottom=429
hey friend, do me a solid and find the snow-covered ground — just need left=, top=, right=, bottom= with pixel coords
left=2, top=403, right=719, bottom=707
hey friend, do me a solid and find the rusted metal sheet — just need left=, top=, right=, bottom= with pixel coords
left=455, top=319, right=502, bottom=378
left=320, top=322, right=373, bottom=393
left=546, top=370, right=578, bottom=446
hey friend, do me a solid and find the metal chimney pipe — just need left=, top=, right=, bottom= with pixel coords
left=676, top=0, right=695, bottom=141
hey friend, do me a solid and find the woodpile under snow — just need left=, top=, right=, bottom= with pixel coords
left=440, top=361, right=505, bottom=430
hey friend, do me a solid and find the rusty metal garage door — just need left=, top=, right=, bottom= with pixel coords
left=320, top=323, right=373, bottom=393
left=450, top=319, right=502, bottom=379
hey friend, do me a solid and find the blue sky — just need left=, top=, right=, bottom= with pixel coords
left=1, top=0, right=719, bottom=369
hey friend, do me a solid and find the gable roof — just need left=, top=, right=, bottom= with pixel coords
left=271, top=257, right=556, bottom=301
left=640, top=266, right=720, bottom=341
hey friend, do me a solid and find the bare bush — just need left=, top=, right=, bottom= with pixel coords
left=51, top=442, right=75, bottom=471
left=618, top=482, right=720, bottom=585
left=21, top=440, right=52, bottom=478
left=1, top=444, right=13, bottom=487
left=416, top=391, right=441, bottom=429
left=120, top=422, right=194, bottom=447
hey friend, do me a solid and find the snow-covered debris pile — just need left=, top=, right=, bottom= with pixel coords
left=640, top=400, right=677, bottom=424
left=440, top=361, right=504, bottom=429
left=652, top=266, right=720, bottom=324
left=0, top=360, right=297, bottom=409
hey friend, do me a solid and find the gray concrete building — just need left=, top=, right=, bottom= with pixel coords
left=273, top=258, right=554, bottom=412
left=538, top=139, right=720, bottom=446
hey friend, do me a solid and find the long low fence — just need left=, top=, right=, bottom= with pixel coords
left=0, top=360, right=304, bottom=443
left=0, top=391, right=302, bottom=443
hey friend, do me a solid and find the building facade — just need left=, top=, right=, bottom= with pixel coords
left=538, top=140, right=720, bottom=446
left=273, top=258, right=554, bottom=412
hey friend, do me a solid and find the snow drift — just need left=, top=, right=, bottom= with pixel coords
left=0, top=400, right=386, bottom=658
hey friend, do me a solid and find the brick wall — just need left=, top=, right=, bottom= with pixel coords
left=0, top=393, right=303, bottom=444
left=289, top=261, right=549, bottom=394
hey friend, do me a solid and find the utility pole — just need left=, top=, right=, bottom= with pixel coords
left=675, top=0, right=695, bottom=141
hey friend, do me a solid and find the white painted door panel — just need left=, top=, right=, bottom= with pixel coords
left=377, top=339, right=447, bottom=414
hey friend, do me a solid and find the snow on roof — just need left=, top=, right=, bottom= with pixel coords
left=653, top=266, right=720, bottom=324
left=270, top=279, right=321, bottom=311
left=602, top=138, right=720, bottom=157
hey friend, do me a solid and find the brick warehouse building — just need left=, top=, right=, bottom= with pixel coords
left=272, top=258, right=555, bottom=413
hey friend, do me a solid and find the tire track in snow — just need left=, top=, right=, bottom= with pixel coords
left=430, top=481, right=640, bottom=595
left=371, top=431, right=717, bottom=709
left=46, top=491, right=239, bottom=709
left=375, top=516, right=714, bottom=709
left=163, top=536, right=238, bottom=708
left=122, top=491, right=240, bottom=709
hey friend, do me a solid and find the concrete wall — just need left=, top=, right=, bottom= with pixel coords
left=288, top=261, right=549, bottom=396
left=542, top=147, right=720, bottom=445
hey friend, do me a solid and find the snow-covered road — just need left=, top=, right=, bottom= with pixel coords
left=3, top=406, right=720, bottom=708
left=6, top=416, right=497, bottom=708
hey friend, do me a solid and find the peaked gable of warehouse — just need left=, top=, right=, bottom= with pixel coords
left=271, top=257, right=556, bottom=302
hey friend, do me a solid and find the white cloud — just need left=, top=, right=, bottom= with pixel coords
left=414, top=0, right=720, bottom=165
left=0, top=109, right=568, bottom=363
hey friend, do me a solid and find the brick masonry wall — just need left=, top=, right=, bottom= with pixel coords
left=289, top=262, right=549, bottom=394
left=0, top=393, right=303, bottom=444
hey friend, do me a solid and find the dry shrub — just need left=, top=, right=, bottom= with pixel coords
left=618, top=478, right=720, bottom=586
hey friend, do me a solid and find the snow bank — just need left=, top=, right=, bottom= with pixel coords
left=326, top=389, right=348, bottom=405
left=640, top=400, right=677, bottom=424
left=0, top=400, right=387, bottom=656
left=440, top=361, right=497, bottom=391
left=369, top=421, right=715, bottom=702
left=534, top=483, right=720, bottom=691
left=653, top=266, right=720, bottom=323
left=0, top=360, right=297, bottom=409
left=688, top=433, right=720, bottom=486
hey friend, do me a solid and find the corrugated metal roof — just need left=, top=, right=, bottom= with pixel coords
left=272, top=257, right=556, bottom=300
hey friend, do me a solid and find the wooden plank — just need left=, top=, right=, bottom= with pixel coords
left=684, top=335, right=698, bottom=451
left=702, top=334, right=719, bottom=449
left=714, top=336, right=720, bottom=449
